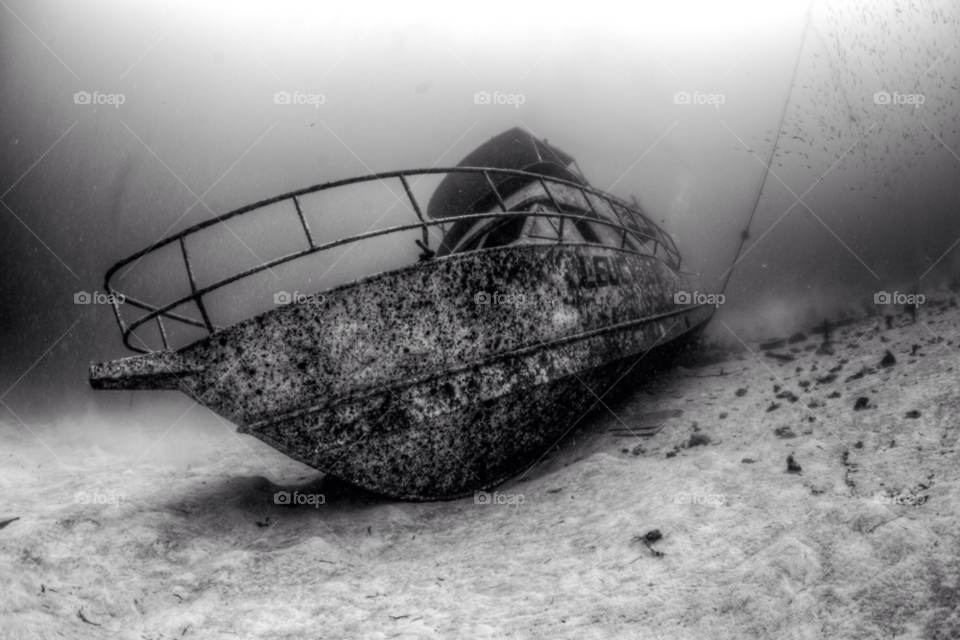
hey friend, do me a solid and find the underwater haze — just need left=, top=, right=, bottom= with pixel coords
left=1, top=0, right=959, bottom=419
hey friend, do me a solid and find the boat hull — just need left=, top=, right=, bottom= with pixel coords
left=91, top=243, right=713, bottom=500
left=246, top=312, right=710, bottom=500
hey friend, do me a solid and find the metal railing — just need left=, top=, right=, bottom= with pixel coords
left=103, top=167, right=682, bottom=353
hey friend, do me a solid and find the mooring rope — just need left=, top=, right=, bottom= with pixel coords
left=719, top=8, right=812, bottom=299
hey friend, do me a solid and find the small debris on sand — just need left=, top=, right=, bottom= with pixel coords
left=774, top=426, right=797, bottom=439
left=765, top=351, right=796, bottom=362
left=880, top=350, right=897, bottom=368
left=786, top=455, right=802, bottom=474
left=846, top=367, right=875, bottom=382
left=775, top=390, right=799, bottom=403
left=854, top=397, right=870, bottom=411
left=735, top=388, right=747, bottom=397
left=766, top=402, right=781, bottom=412
left=607, top=409, right=684, bottom=437
left=77, top=608, right=101, bottom=627
left=905, top=410, right=921, bottom=419
left=686, top=433, right=712, bottom=448
left=0, top=517, right=19, bottom=531
left=641, top=529, right=662, bottom=544
left=633, top=529, right=665, bottom=558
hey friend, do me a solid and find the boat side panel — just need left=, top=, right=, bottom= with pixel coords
left=243, top=308, right=712, bottom=499
left=167, top=244, right=702, bottom=429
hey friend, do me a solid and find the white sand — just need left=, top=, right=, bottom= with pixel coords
left=2, top=298, right=959, bottom=639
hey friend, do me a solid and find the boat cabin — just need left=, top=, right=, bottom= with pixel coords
left=426, top=128, right=676, bottom=268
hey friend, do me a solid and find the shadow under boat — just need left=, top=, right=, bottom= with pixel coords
left=90, top=127, right=715, bottom=501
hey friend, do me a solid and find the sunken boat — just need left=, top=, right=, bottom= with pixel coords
left=90, top=127, right=714, bottom=500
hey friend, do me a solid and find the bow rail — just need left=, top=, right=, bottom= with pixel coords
left=103, top=167, right=682, bottom=354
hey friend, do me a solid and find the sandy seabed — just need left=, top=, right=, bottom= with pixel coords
left=3, top=298, right=960, bottom=639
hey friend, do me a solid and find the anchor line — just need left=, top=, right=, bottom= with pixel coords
left=719, top=5, right=812, bottom=300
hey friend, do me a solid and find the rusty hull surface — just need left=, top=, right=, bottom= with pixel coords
left=91, top=244, right=712, bottom=500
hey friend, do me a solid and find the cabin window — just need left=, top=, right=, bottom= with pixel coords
left=580, top=219, right=623, bottom=248
left=570, top=197, right=631, bottom=250
left=522, top=196, right=620, bottom=248
left=482, top=215, right=527, bottom=249
left=558, top=219, right=586, bottom=243
left=555, top=209, right=621, bottom=248
left=524, top=203, right=562, bottom=241
left=527, top=215, right=561, bottom=241
left=440, top=184, right=667, bottom=259
left=451, top=224, right=488, bottom=253
left=572, top=219, right=600, bottom=243
left=522, top=204, right=591, bottom=244
left=451, top=215, right=526, bottom=253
